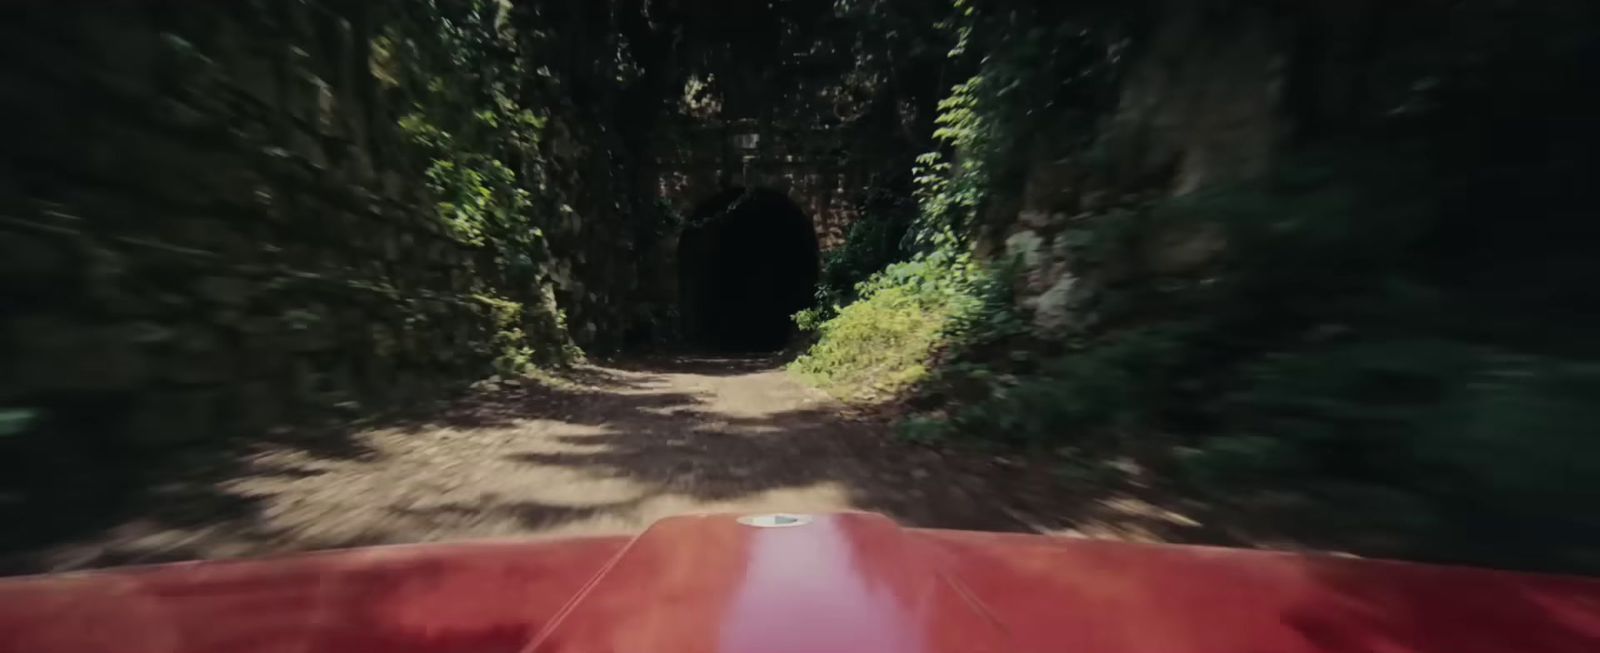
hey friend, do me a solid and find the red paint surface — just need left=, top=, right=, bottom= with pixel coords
left=525, top=513, right=1002, bottom=653
left=0, top=537, right=628, bottom=653
left=922, top=529, right=1600, bottom=653
left=2, top=513, right=1598, bottom=653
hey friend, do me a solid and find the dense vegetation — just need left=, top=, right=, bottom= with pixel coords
left=382, top=1, right=579, bottom=371
left=792, top=0, right=1600, bottom=570
left=3, top=0, right=1596, bottom=573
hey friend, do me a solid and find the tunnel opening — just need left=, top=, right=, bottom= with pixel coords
left=678, top=188, right=820, bottom=352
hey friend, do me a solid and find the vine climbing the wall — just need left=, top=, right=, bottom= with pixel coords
left=376, top=0, right=594, bottom=368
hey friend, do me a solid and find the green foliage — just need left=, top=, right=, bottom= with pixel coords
left=1198, top=343, right=1600, bottom=494
left=897, top=414, right=953, bottom=445
left=474, top=293, right=581, bottom=374
left=790, top=251, right=978, bottom=401
left=374, top=0, right=1600, bottom=567
left=378, top=0, right=606, bottom=370
left=787, top=283, right=944, bottom=399
left=794, top=2, right=1125, bottom=405
left=796, top=204, right=914, bottom=329
left=911, top=8, right=1124, bottom=248
left=943, top=255, right=1029, bottom=348
left=474, top=294, right=537, bottom=375
left=900, top=142, right=1600, bottom=564
left=926, top=326, right=1190, bottom=445
left=384, top=2, right=552, bottom=257
left=1182, top=340, right=1600, bottom=564
left=795, top=1, right=1126, bottom=400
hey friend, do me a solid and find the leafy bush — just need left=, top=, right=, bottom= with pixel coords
left=379, top=0, right=605, bottom=372
left=789, top=251, right=977, bottom=401
left=924, top=326, right=1191, bottom=445
left=1195, top=343, right=1600, bottom=492
left=942, top=255, right=1030, bottom=349
left=1178, top=338, right=1600, bottom=566
left=878, top=135, right=1600, bottom=565
left=796, top=205, right=914, bottom=330
left=796, top=0, right=1600, bottom=570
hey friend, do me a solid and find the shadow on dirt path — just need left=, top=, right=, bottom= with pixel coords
left=4, top=356, right=1214, bottom=574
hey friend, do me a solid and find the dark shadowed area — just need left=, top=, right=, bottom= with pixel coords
left=678, top=189, right=820, bottom=352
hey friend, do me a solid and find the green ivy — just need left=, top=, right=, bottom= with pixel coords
left=793, top=1, right=1124, bottom=401
left=377, top=0, right=604, bottom=370
left=789, top=250, right=979, bottom=401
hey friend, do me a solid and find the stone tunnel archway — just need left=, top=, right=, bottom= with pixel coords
left=677, top=188, right=820, bottom=352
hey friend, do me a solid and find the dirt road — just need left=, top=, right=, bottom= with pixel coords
left=18, top=356, right=1200, bottom=572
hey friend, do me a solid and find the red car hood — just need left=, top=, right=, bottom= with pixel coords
left=1, top=512, right=1597, bottom=652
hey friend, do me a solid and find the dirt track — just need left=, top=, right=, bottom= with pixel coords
left=19, top=356, right=1203, bottom=572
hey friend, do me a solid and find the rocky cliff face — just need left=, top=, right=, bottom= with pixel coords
left=999, top=0, right=1421, bottom=336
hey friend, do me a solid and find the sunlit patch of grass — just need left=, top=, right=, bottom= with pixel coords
left=789, top=263, right=973, bottom=403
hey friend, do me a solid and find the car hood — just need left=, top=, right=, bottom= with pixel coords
left=2, top=512, right=1598, bottom=652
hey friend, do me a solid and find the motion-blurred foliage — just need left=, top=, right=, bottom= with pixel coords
left=794, top=0, right=1600, bottom=568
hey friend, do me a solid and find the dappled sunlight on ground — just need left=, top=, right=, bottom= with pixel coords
left=10, top=356, right=1219, bottom=574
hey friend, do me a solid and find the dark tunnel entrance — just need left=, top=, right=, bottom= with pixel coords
left=677, top=188, right=820, bottom=352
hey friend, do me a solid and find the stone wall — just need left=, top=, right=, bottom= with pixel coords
left=0, top=3, right=563, bottom=449
left=650, top=119, right=873, bottom=252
